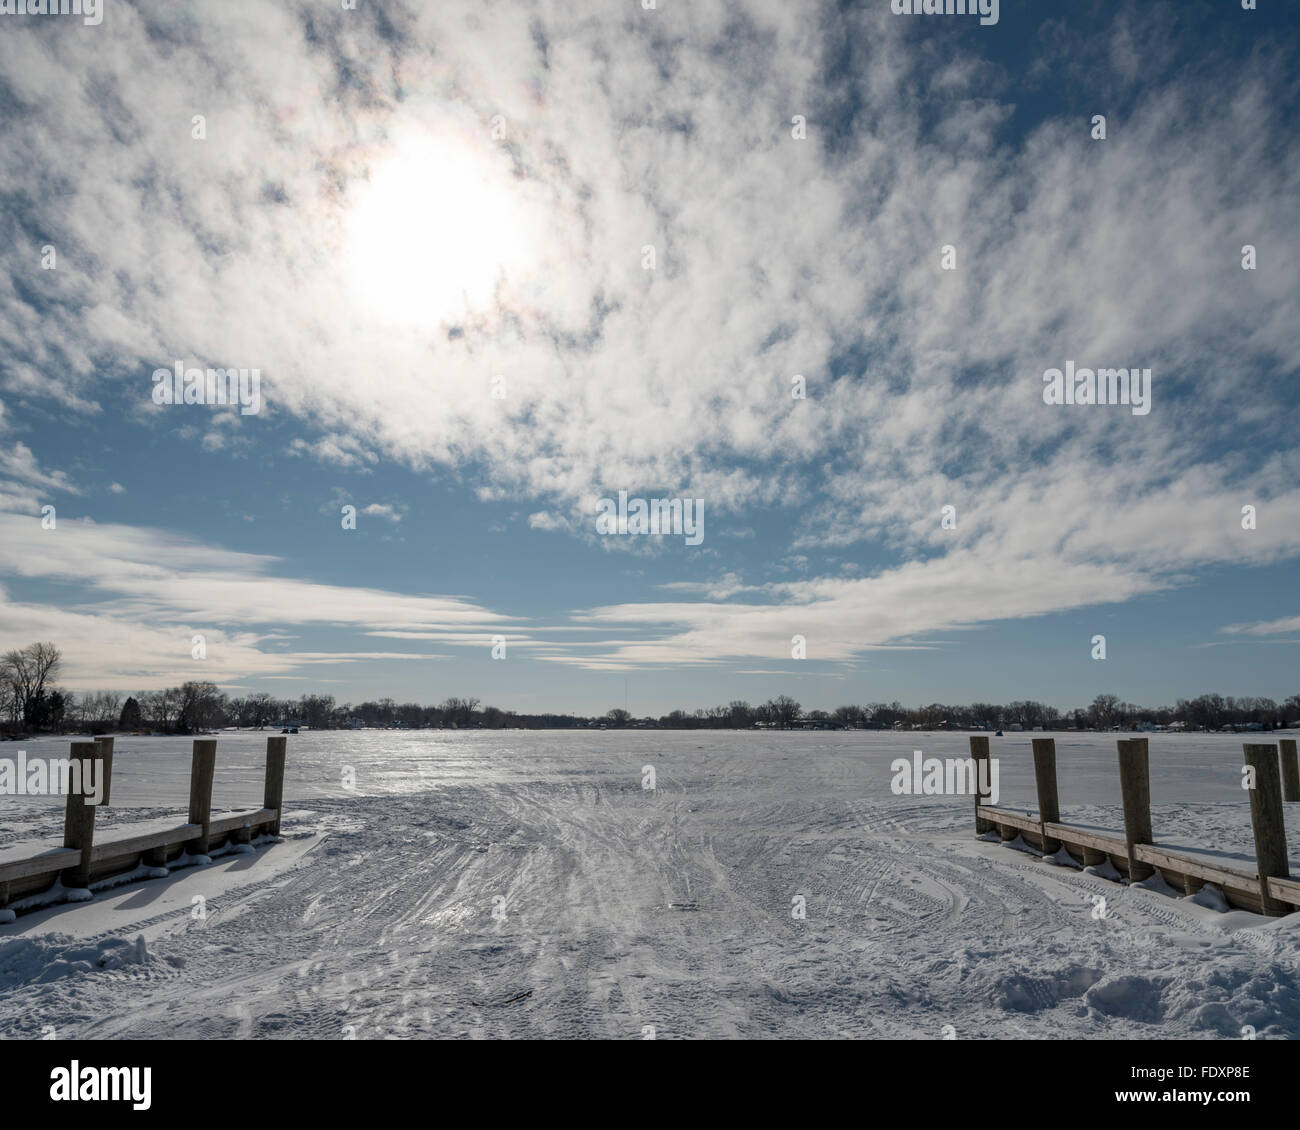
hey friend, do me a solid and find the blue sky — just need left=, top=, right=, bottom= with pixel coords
left=0, top=0, right=1297, bottom=716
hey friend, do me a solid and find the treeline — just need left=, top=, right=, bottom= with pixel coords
left=3, top=642, right=1298, bottom=736
left=639, top=693, right=1300, bottom=731
left=6, top=680, right=569, bottom=736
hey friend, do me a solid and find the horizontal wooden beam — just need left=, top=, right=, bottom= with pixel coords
left=1133, top=844, right=1261, bottom=894
left=1041, top=822, right=1127, bottom=856
left=0, top=807, right=278, bottom=897
left=977, top=806, right=1041, bottom=835
left=981, top=811, right=1290, bottom=906
left=208, top=808, right=277, bottom=837
left=89, top=823, right=202, bottom=863
left=1265, top=875, right=1300, bottom=908
left=0, top=846, right=81, bottom=883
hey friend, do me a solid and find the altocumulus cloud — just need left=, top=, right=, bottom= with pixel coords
left=0, top=2, right=1297, bottom=674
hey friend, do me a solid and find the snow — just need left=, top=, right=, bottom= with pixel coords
left=10, top=879, right=93, bottom=913
left=1132, top=871, right=1184, bottom=898
left=0, top=933, right=155, bottom=986
left=1085, top=858, right=1126, bottom=882
left=2, top=728, right=1299, bottom=1038
left=1044, top=846, right=1082, bottom=868
left=1190, top=884, right=1231, bottom=912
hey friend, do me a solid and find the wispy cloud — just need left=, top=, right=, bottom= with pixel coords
left=0, top=3, right=1295, bottom=700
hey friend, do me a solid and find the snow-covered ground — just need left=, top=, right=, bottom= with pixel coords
left=2, top=729, right=1299, bottom=1039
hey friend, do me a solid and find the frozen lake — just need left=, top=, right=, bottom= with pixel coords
left=4, top=726, right=1288, bottom=809
left=2, top=729, right=1299, bottom=1039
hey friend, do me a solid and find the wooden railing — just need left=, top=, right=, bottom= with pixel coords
left=973, top=735, right=1300, bottom=917
left=0, top=735, right=287, bottom=919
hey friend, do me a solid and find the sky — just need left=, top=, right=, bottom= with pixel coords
left=0, top=0, right=1297, bottom=717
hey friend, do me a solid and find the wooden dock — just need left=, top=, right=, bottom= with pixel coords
left=974, top=735, right=1300, bottom=916
left=0, top=735, right=287, bottom=918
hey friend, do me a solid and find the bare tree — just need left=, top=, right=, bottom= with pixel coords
left=766, top=695, right=801, bottom=729
left=1, top=642, right=62, bottom=729
left=176, top=681, right=226, bottom=733
left=1088, top=694, right=1121, bottom=730
left=138, top=687, right=182, bottom=732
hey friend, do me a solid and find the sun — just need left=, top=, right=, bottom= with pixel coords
left=344, top=135, right=533, bottom=328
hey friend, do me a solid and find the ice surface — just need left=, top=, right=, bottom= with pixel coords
left=1, top=729, right=1297, bottom=1039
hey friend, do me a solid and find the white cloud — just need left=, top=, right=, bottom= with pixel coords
left=1222, top=616, right=1300, bottom=637
left=527, top=511, right=568, bottom=532
left=361, top=503, right=404, bottom=523
left=0, top=512, right=523, bottom=689
left=0, top=3, right=1295, bottom=677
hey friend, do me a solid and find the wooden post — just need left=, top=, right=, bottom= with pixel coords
left=264, top=735, right=287, bottom=836
left=188, top=738, right=218, bottom=856
left=1117, top=738, right=1153, bottom=882
left=1032, top=738, right=1061, bottom=854
left=94, top=735, right=114, bottom=806
left=62, top=740, right=103, bottom=889
left=1279, top=739, right=1300, bottom=803
left=1243, top=744, right=1290, bottom=917
left=970, top=736, right=992, bottom=834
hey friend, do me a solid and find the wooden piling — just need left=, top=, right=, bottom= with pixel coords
left=970, top=736, right=992, bottom=834
left=1117, top=738, right=1154, bottom=883
left=188, top=738, right=218, bottom=856
left=62, top=740, right=103, bottom=889
left=1032, top=738, right=1061, bottom=854
left=264, top=735, right=287, bottom=836
left=1243, top=744, right=1290, bottom=917
left=94, top=735, right=114, bottom=806
left=1280, top=738, right=1300, bottom=803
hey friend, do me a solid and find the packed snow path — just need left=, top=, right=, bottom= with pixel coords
left=2, top=731, right=1299, bottom=1038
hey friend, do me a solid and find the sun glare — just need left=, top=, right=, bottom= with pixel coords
left=344, top=139, right=532, bottom=328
